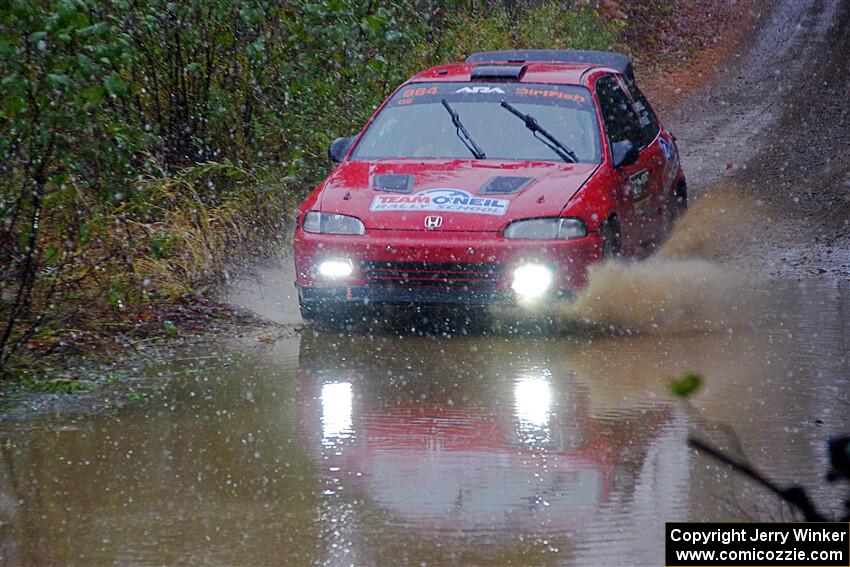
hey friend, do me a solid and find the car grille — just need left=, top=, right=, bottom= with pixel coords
left=362, top=261, right=502, bottom=290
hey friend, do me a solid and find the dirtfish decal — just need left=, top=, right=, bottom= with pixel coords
left=370, top=188, right=509, bottom=216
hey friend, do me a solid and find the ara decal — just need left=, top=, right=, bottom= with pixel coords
left=454, top=86, right=506, bottom=94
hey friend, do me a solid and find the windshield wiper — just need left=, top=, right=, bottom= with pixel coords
left=499, top=101, right=578, bottom=163
left=441, top=99, right=486, bottom=160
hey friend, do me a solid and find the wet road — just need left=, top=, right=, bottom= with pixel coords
left=3, top=0, right=850, bottom=564
left=1, top=280, right=849, bottom=565
left=665, top=0, right=850, bottom=278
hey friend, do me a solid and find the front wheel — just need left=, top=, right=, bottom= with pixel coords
left=673, top=183, right=688, bottom=221
left=299, top=300, right=320, bottom=323
left=298, top=297, right=364, bottom=327
left=602, top=217, right=622, bottom=260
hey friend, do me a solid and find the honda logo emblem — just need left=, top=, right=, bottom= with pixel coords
left=424, top=215, right=443, bottom=229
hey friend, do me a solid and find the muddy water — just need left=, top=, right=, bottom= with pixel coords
left=1, top=278, right=848, bottom=566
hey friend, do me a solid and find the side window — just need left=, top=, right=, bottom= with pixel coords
left=623, top=78, right=661, bottom=147
left=595, top=76, right=642, bottom=149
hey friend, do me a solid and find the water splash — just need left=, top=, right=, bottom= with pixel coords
left=563, top=185, right=768, bottom=333
left=656, top=184, right=767, bottom=262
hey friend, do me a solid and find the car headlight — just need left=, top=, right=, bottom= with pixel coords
left=512, top=263, right=554, bottom=301
left=302, top=212, right=365, bottom=235
left=503, top=217, right=586, bottom=240
left=318, top=258, right=354, bottom=279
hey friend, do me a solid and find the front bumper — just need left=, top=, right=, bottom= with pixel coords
left=296, top=283, right=577, bottom=306
left=297, top=283, right=512, bottom=306
left=294, top=228, right=602, bottom=306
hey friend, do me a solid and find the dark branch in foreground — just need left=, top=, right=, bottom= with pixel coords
left=688, top=436, right=827, bottom=522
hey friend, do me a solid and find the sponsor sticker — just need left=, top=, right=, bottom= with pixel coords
left=454, top=86, right=506, bottom=94
left=658, top=136, right=679, bottom=188
left=514, top=87, right=587, bottom=103
left=659, top=136, right=678, bottom=168
left=370, top=188, right=509, bottom=216
left=401, top=86, right=440, bottom=97
left=629, top=169, right=650, bottom=202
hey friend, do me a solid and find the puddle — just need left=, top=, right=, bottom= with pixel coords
left=1, top=279, right=848, bottom=565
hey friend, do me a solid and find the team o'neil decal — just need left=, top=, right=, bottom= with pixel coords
left=370, top=188, right=509, bottom=216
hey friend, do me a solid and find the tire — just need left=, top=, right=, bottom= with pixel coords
left=673, top=183, right=688, bottom=219
left=299, top=298, right=362, bottom=327
left=602, top=217, right=622, bottom=260
left=299, top=299, right=320, bottom=322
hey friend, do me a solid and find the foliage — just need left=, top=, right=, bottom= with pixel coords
left=669, top=372, right=702, bottom=398
left=0, top=0, right=623, bottom=374
left=438, top=8, right=514, bottom=61
left=517, top=2, right=624, bottom=52
left=21, top=376, right=90, bottom=394
left=618, top=0, right=678, bottom=54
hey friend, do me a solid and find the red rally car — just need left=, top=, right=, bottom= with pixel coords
left=294, top=50, right=686, bottom=320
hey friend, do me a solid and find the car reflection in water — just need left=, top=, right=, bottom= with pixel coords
left=296, top=332, right=687, bottom=557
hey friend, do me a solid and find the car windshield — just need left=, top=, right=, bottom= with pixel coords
left=351, top=82, right=601, bottom=163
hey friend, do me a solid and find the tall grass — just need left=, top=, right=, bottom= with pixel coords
left=0, top=0, right=622, bottom=374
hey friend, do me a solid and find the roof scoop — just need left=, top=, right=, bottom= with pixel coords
left=466, top=49, right=634, bottom=82
left=371, top=173, right=414, bottom=193
left=470, top=64, right=525, bottom=81
left=480, top=176, right=533, bottom=195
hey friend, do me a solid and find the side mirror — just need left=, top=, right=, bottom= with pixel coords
left=328, top=136, right=356, bottom=162
left=611, top=140, right=639, bottom=168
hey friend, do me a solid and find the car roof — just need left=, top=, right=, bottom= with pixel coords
left=408, top=62, right=609, bottom=87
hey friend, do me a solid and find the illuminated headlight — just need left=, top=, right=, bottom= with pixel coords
left=504, top=217, right=586, bottom=240
left=512, top=263, right=553, bottom=301
left=303, top=212, right=365, bottom=235
left=318, top=258, right=354, bottom=279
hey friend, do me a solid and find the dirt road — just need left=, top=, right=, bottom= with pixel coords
left=664, top=0, right=850, bottom=278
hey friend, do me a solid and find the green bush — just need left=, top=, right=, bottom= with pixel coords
left=518, top=2, right=624, bottom=51
left=0, top=0, right=622, bottom=372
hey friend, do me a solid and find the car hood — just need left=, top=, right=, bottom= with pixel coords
left=316, top=159, right=599, bottom=231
